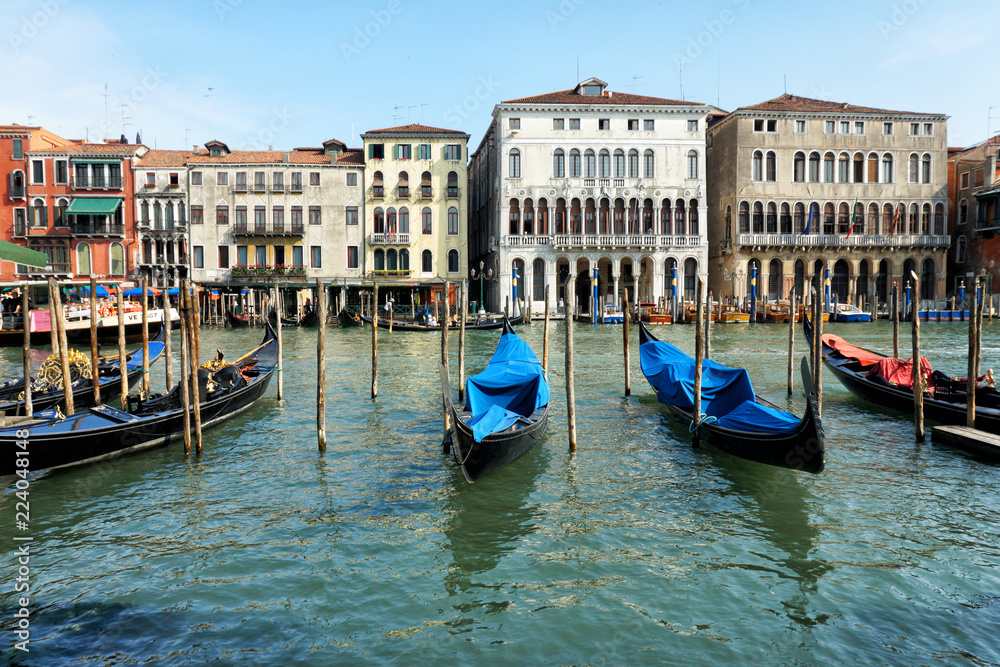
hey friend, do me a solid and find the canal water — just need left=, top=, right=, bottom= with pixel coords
left=2, top=319, right=999, bottom=665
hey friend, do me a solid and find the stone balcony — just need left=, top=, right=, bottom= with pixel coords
left=500, top=234, right=704, bottom=249
left=735, top=233, right=951, bottom=250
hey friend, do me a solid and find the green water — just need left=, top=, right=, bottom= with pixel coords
left=1, top=320, right=999, bottom=665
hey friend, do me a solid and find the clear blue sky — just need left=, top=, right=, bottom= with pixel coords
left=4, top=0, right=998, bottom=151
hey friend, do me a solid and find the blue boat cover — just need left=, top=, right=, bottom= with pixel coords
left=640, top=339, right=800, bottom=434
left=463, top=331, right=549, bottom=442
left=110, top=341, right=165, bottom=370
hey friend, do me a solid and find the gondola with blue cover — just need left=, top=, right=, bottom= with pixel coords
left=638, top=320, right=824, bottom=474
left=440, top=317, right=549, bottom=482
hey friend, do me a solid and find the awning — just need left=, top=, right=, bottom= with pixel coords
left=66, top=197, right=122, bottom=215
left=70, top=158, right=121, bottom=164
left=0, top=239, right=48, bottom=268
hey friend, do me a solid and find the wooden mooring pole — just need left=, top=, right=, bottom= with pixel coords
left=705, top=289, right=712, bottom=360
left=163, top=288, right=173, bottom=390
left=892, top=284, right=899, bottom=359
left=787, top=288, right=796, bottom=396
left=813, top=286, right=823, bottom=418
left=371, top=283, right=379, bottom=399
left=49, top=279, right=74, bottom=416
left=179, top=279, right=191, bottom=455
left=910, top=271, right=924, bottom=442
left=442, top=282, right=451, bottom=437
left=141, top=276, right=150, bottom=395
left=565, top=275, right=577, bottom=453
left=967, top=285, right=979, bottom=427
left=622, top=293, right=631, bottom=397
left=116, top=287, right=128, bottom=411
left=89, top=276, right=100, bottom=406
left=458, top=280, right=467, bottom=402
left=47, top=280, right=59, bottom=358
left=317, top=279, right=327, bottom=452
left=187, top=281, right=203, bottom=454
left=542, top=285, right=550, bottom=375
left=693, top=279, right=705, bottom=446
left=21, top=283, right=33, bottom=417
left=275, top=287, right=283, bottom=400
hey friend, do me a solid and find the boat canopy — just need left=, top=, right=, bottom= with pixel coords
left=464, top=331, right=549, bottom=442
left=866, top=356, right=932, bottom=392
left=821, top=334, right=883, bottom=368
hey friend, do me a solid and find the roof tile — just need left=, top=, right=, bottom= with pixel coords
left=735, top=93, right=942, bottom=117
left=501, top=88, right=703, bottom=107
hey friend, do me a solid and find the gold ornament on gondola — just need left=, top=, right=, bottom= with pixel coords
left=18, top=349, right=93, bottom=399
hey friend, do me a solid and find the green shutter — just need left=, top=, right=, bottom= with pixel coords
left=369, top=144, right=375, bottom=159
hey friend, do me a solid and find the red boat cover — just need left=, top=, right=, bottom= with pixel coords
left=821, top=334, right=884, bottom=368
left=866, top=356, right=933, bottom=392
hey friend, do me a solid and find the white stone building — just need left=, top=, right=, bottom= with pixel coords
left=469, top=77, right=714, bottom=315
left=134, top=150, right=190, bottom=287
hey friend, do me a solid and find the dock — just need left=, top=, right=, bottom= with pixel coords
left=932, top=425, right=1000, bottom=459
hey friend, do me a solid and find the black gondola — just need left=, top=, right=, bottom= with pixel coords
left=0, top=322, right=278, bottom=475
left=361, top=312, right=524, bottom=332
left=266, top=307, right=318, bottom=328
left=804, top=315, right=1000, bottom=435
left=439, top=317, right=549, bottom=482
left=226, top=309, right=250, bottom=328
left=338, top=309, right=362, bottom=327
left=0, top=325, right=166, bottom=417
left=638, top=320, right=824, bottom=474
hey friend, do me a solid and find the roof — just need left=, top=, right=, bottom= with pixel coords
left=335, top=149, right=364, bottom=165
left=322, top=138, right=346, bottom=148
left=0, top=124, right=41, bottom=135
left=28, top=143, right=146, bottom=156
left=734, top=93, right=943, bottom=117
left=135, top=150, right=194, bottom=168
left=362, top=123, right=469, bottom=137
left=186, top=147, right=363, bottom=166
left=501, top=88, right=702, bottom=107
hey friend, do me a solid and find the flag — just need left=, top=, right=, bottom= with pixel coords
left=846, top=200, right=858, bottom=239
left=804, top=205, right=813, bottom=235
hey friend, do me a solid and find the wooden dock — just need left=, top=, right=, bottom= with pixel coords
left=932, top=425, right=1000, bottom=459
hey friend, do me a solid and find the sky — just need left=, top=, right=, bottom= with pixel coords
left=3, top=0, right=998, bottom=152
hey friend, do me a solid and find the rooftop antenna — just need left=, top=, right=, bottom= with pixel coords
left=27, top=115, right=35, bottom=125
left=576, top=56, right=579, bottom=83
left=207, top=87, right=215, bottom=138
left=679, top=62, right=684, bottom=101
left=784, top=75, right=787, bottom=95
left=631, top=75, right=643, bottom=93
left=990, top=107, right=999, bottom=139
left=103, top=83, right=109, bottom=139
left=184, top=127, right=193, bottom=148
left=120, top=104, right=133, bottom=137
left=393, top=105, right=403, bottom=124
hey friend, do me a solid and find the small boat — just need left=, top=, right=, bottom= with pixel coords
left=600, top=303, right=624, bottom=324
left=359, top=313, right=524, bottom=331
left=0, top=322, right=277, bottom=475
left=440, top=317, right=550, bottom=482
left=638, top=320, right=824, bottom=473
left=832, top=303, right=872, bottom=323
left=0, top=303, right=177, bottom=346
left=718, top=305, right=751, bottom=324
left=636, top=302, right=673, bottom=324
left=0, top=325, right=166, bottom=417
left=804, top=316, right=1000, bottom=436
left=267, top=308, right=319, bottom=328
left=226, top=309, right=250, bottom=328
left=337, top=309, right=362, bottom=327
left=758, top=301, right=796, bottom=323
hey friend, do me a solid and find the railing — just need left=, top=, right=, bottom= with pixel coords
left=369, top=269, right=412, bottom=277
left=613, top=178, right=625, bottom=187
left=371, top=186, right=384, bottom=199
left=421, top=186, right=433, bottom=199
left=233, top=222, right=305, bottom=235
left=229, top=265, right=307, bottom=280
left=735, top=233, right=952, bottom=247
left=397, top=186, right=409, bottom=198
left=370, top=233, right=411, bottom=245
left=542, top=234, right=704, bottom=248
left=270, top=183, right=285, bottom=192
left=233, top=182, right=248, bottom=192
left=501, top=235, right=551, bottom=247
left=251, top=181, right=267, bottom=192
left=72, top=175, right=122, bottom=190
left=288, top=182, right=303, bottom=192
left=73, top=223, right=124, bottom=236
left=13, top=222, right=27, bottom=237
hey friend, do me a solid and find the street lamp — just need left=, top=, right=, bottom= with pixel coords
left=470, top=260, right=492, bottom=315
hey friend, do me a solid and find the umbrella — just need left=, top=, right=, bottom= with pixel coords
left=74, top=285, right=110, bottom=297
left=122, top=286, right=162, bottom=297
left=0, top=239, right=48, bottom=268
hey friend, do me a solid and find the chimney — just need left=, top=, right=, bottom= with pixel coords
left=268, top=145, right=273, bottom=151
left=282, top=151, right=290, bottom=162
left=192, top=145, right=198, bottom=154
left=607, top=91, right=613, bottom=98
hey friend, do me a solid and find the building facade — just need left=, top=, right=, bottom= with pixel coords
left=134, top=150, right=191, bottom=288
left=186, top=139, right=365, bottom=290
left=706, top=94, right=950, bottom=307
left=360, top=124, right=470, bottom=305
left=469, top=78, right=712, bottom=315
left=947, top=136, right=1000, bottom=296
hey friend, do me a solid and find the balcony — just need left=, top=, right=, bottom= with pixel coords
left=501, top=235, right=551, bottom=247
left=251, top=182, right=267, bottom=192
left=139, top=220, right=187, bottom=236
left=13, top=222, right=27, bottom=237
left=446, top=187, right=460, bottom=199
left=233, top=182, right=249, bottom=193
left=288, top=181, right=303, bottom=193
left=233, top=222, right=305, bottom=236
left=270, top=183, right=285, bottom=193
left=370, top=232, right=411, bottom=245
left=228, top=264, right=307, bottom=282
left=72, top=223, right=125, bottom=236
left=552, top=234, right=705, bottom=249
left=371, top=186, right=384, bottom=199
left=397, top=186, right=409, bottom=198
left=72, top=175, right=123, bottom=190
left=734, top=233, right=952, bottom=249
left=421, top=186, right=433, bottom=199
left=369, top=269, right=412, bottom=278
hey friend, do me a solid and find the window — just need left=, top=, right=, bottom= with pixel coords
left=399, top=249, right=409, bottom=270
left=292, top=246, right=303, bottom=267
left=882, top=154, right=894, bottom=183
left=345, top=206, right=358, bottom=226
left=613, top=149, right=625, bottom=178
left=217, top=172, right=228, bottom=186
left=291, top=206, right=303, bottom=230
left=254, top=205, right=265, bottom=231
left=191, top=205, right=203, bottom=224
left=447, top=249, right=459, bottom=273
left=234, top=205, right=246, bottom=229
left=192, top=246, right=204, bottom=269
left=910, top=123, right=920, bottom=136
left=509, top=118, right=520, bottom=129
left=444, top=144, right=461, bottom=161
left=599, top=119, right=610, bottom=130
left=218, top=245, right=229, bottom=269
left=883, top=122, right=894, bottom=135
left=553, top=149, right=565, bottom=178
left=753, top=119, right=776, bottom=133
left=216, top=205, right=229, bottom=225
left=447, top=206, right=459, bottom=235
left=824, top=120, right=835, bottom=133
left=584, top=150, right=596, bottom=178
left=55, top=160, right=67, bottom=184
left=369, top=143, right=385, bottom=160
left=628, top=119, right=639, bottom=131
left=686, top=151, right=698, bottom=179
left=923, top=122, right=933, bottom=136
left=346, top=245, right=359, bottom=269
left=273, top=205, right=284, bottom=231
left=921, top=153, right=931, bottom=184
left=795, top=120, right=806, bottom=133
left=395, top=144, right=411, bottom=160
left=236, top=245, right=248, bottom=266
left=960, top=172, right=970, bottom=189
left=976, top=169, right=985, bottom=187
left=765, top=151, right=776, bottom=182
left=855, top=121, right=865, bottom=134
left=310, top=246, right=322, bottom=268
left=509, top=149, right=521, bottom=178
left=959, top=200, right=968, bottom=224
left=76, top=243, right=91, bottom=275
left=753, top=119, right=764, bottom=132
left=752, top=150, right=763, bottom=181
left=570, top=149, right=581, bottom=177
left=793, top=152, right=805, bottom=182
left=308, top=206, right=321, bottom=225
left=808, top=152, right=820, bottom=182
left=421, top=249, right=432, bottom=273
left=446, top=171, right=458, bottom=198
left=909, top=153, right=919, bottom=183
left=569, top=118, right=580, bottom=130
left=255, top=245, right=266, bottom=266
left=599, top=150, right=610, bottom=178
left=418, top=143, right=431, bottom=160
left=628, top=149, right=638, bottom=178
left=838, top=153, right=849, bottom=183
left=422, top=207, right=432, bottom=234
left=253, top=171, right=265, bottom=189
left=583, top=84, right=602, bottom=95
left=12, top=139, right=22, bottom=158
left=290, top=172, right=302, bottom=190
left=553, top=118, right=565, bottom=130
left=309, top=172, right=320, bottom=186
left=234, top=171, right=247, bottom=189
left=31, top=160, right=43, bottom=184
left=956, top=236, right=967, bottom=263
left=647, top=119, right=656, bottom=131
left=191, top=171, right=202, bottom=185
left=840, top=121, right=850, bottom=134
left=643, top=150, right=654, bottom=178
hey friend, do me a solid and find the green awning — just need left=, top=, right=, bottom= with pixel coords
left=0, top=239, right=48, bottom=268
left=70, top=158, right=121, bottom=164
left=66, top=197, right=122, bottom=215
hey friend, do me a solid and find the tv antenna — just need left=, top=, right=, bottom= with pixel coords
left=184, top=127, right=194, bottom=148
left=120, top=104, right=133, bottom=136
left=207, top=87, right=215, bottom=137
left=420, top=103, right=429, bottom=123
left=631, top=75, right=643, bottom=93
left=393, top=106, right=403, bottom=124
left=989, top=107, right=1000, bottom=138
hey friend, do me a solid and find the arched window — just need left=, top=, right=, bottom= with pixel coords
left=868, top=152, right=879, bottom=183
left=752, top=150, right=763, bottom=181
left=77, top=242, right=91, bottom=275
left=447, top=249, right=459, bottom=273
left=509, top=149, right=521, bottom=178
left=780, top=202, right=791, bottom=233
left=532, top=258, right=546, bottom=302
left=684, top=257, right=697, bottom=298
left=398, top=207, right=409, bottom=234
left=140, top=201, right=149, bottom=224
left=823, top=202, right=835, bottom=234
left=509, top=199, right=520, bottom=235
left=686, top=150, right=698, bottom=179
left=643, top=149, right=654, bottom=178
left=853, top=152, right=865, bottom=183
left=738, top=201, right=750, bottom=233
left=959, top=200, right=968, bottom=224
left=153, top=201, right=163, bottom=228
left=868, top=203, right=879, bottom=235
left=765, top=151, right=776, bottom=181
left=909, top=203, right=919, bottom=234
left=448, top=206, right=459, bottom=235
left=374, top=207, right=384, bottom=234
left=956, top=235, right=967, bottom=263
left=838, top=152, right=849, bottom=183
left=628, top=149, right=639, bottom=178
left=808, top=152, right=820, bottom=182
left=397, top=171, right=408, bottom=197
left=921, top=203, right=931, bottom=234
left=31, top=198, right=46, bottom=227
left=569, top=149, right=581, bottom=178
left=660, top=199, right=671, bottom=234
left=934, top=203, right=944, bottom=236
left=838, top=202, right=850, bottom=234
left=793, top=151, right=806, bottom=182
left=752, top=202, right=764, bottom=232
left=675, top=199, right=686, bottom=235
left=599, top=149, right=611, bottom=178
left=446, top=171, right=458, bottom=198
left=689, top=199, right=699, bottom=236
left=55, top=198, right=68, bottom=227
left=921, top=153, right=931, bottom=184
left=883, top=204, right=895, bottom=235
left=793, top=203, right=805, bottom=233
left=421, top=207, right=432, bottom=235
left=823, top=152, right=835, bottom=183
left=537, top=198, right=548, bottom=234
left=613, top=149, right=625, bottom=178
left=909, top=153, right=919, bottom=183
left=374, top=249, right=385, bottom=271
left=553, top=149, right=565, bottom=178
left=399, top=249, right=409, bottom=270
left=882, top=153, right=894, bottom=183
left=165, top=203, right=174, bottom=227
left=110, top=242, right=124, bottom=275
left=766, top=202, right=777, bottom=233
left=584, top=149, right=596, bottom=178
left=372, top=170, right=384, bottom=198
left=768, top=258, right=783, bottom=300
left=421, top=249, right=433, bottom=273
left=386, top=249, right=397, bottom=271
left=921, top=258, right=935, bottom=300
left=386, top=207, right=397, bottom=235
left=421, top=171, right=433, bottom=198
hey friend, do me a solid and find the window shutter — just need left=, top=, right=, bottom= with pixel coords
left=369, top=144, right=374, bottom=159
left=41, top=205, right=48, bottom=226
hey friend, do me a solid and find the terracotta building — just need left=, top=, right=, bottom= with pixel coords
left=947, top=136, right=1000, bottom=299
